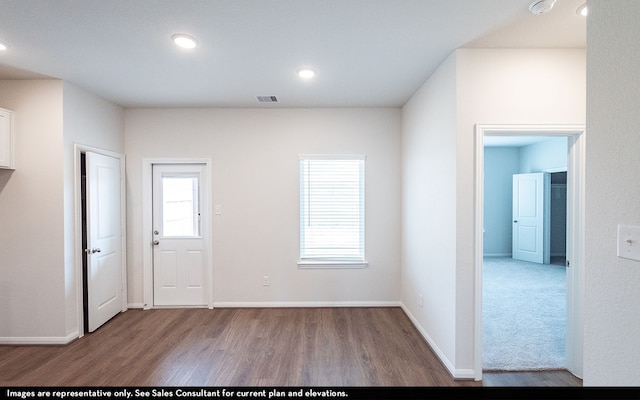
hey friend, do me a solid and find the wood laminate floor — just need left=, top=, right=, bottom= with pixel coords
left=0, top=307, right=582, bottom=387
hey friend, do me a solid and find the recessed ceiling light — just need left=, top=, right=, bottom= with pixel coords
left=577, top=3, right=588, bottom=17
left=172, top=34, right=198, bottom=49
left=297, top=68, right=316, bottom=79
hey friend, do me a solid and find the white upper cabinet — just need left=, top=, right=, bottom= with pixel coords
left=0, top=108, right=15, bottom=169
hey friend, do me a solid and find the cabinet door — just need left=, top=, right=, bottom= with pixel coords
left=0, top=108, right=14, bottom=169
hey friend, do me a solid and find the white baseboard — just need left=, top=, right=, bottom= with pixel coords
left=212, top=301, right=402, bottom=308
left=0, top=331, right=79, bottom=345
left=400, top=303, right=477, bottom=380
left=135, top=301, right=401, bottom=309
left=483, top=253, right=511, bottom=258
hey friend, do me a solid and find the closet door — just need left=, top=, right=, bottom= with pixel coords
left=86, top=152, right=123, bottom=332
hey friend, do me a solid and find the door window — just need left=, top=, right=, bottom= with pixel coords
left=161, top=175, right=200, bottom=237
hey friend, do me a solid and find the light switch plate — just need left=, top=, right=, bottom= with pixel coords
left=617, top=225, right=640, bottom=261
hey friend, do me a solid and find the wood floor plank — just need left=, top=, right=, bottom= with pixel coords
left=0, top=307, right=581, bottom=387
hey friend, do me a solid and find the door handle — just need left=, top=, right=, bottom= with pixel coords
left=85, top=248, right=101, bottom=254
left=153, top=240, right=160, bottom=246
left=513, top=220, right=518, bottom=223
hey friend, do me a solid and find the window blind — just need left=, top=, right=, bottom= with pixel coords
left=299, top=155, right=365, bottom=262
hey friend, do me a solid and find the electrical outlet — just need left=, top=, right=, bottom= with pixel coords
left=419, top=293, right=423, bottom=308
left=263, top=275, right=270, bottom=286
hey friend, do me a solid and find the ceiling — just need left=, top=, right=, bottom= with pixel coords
left=0, top=0, right=586, bottom=108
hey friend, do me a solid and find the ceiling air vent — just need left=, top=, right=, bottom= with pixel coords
left=528, top=0, right=556, bottom=15
left=256, top=95, right=278, bottom=103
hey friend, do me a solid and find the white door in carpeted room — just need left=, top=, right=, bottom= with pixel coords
left=512, top=172, right=549, bottom=264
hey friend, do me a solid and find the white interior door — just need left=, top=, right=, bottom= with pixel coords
left=152, top=164, right=208, bottom=306
left=86, top=152, right=123, bottom=332
left=512, top=172, right=549, bottom=263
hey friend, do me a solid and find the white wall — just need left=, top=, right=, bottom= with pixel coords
left=584, top=0, right=640, bottom=386
left=62, top=82, right=124, bottom=337
left=0, top=80, right=66, bottom=341
left=483, top=147, right=519, bottom=256
left=401, top=48, right=585, bottom=378
left=125, top=108, right=401, bottom=307
left=519, top=137, right=568, bottom=173
left=401, top=52, right=458, bottom=373
left=0, top=80, right=123, bottom=343
left=457, top=48, right=585, bottom=374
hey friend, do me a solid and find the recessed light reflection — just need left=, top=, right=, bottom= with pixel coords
left=297, top=68, right=316, bottom=79
left=172, top=34, right=198, bottom=49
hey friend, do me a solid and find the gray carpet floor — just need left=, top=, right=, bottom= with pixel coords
left=482, top=256, right=566, bottom=371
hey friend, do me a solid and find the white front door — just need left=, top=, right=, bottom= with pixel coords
left=512, top=172, right=549, bottom=264
left=86, top=152, right=123, bottom=332
left=152, top=164, right=208, bottom=306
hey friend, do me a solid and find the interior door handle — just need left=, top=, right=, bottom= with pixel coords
left=153, top=240, right=160, bottom=246
left=85, top=248, right=101, bottom=254
left=513, top=220, right=518, bottom=223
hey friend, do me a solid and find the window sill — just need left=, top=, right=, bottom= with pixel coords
left=297, top=260, right=368, bottom=269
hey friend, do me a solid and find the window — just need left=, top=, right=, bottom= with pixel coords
left=161, top=175, right=200, bottom=237
left=299, top=155, right=366, bottom=267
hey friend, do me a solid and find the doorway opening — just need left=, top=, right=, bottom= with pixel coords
left=474, top=124, right=585, bottom=381
left=485, top=139, right=568, bottom=370
left=549, top=171, right=567, bottom=266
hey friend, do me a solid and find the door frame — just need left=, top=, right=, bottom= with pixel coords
left=142, top=158, right=213, bottom=309
left=74, top=144, right=127, bottom=338
left=473, top=124, right=585, bottom=380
